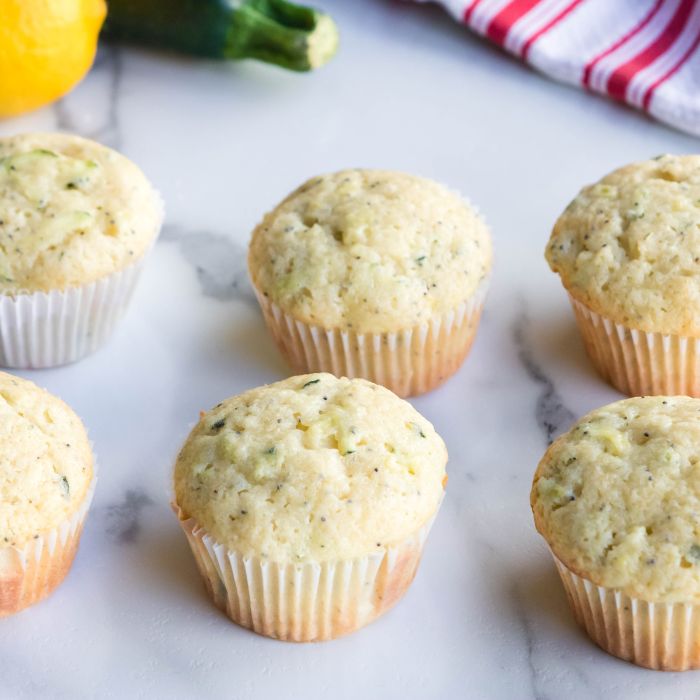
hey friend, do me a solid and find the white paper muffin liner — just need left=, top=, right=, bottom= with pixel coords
left=253, top=280, right=489, bottom=397
left=0, top=470, right=96, bottom=616
left=175, top=504, right=439, bottom=642
left=0, top=259, right=146, bottom=369
left=552, top=551, right=700, bottom=671
left=569, top=294, right=700, bottom=397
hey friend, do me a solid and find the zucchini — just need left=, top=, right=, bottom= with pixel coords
left=102, top=0, right=338, bottom=72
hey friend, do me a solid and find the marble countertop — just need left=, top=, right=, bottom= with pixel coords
left=1, top=1, right=698, bottom=698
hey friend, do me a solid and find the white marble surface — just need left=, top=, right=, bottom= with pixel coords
left=1, top=1, right=699, bottom=698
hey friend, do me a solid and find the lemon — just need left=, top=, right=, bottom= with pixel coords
left=0, top=0, right=106, bottom=118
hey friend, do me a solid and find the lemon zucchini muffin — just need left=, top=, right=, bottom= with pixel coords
left=248, top=169, right=492, bottom=397
left=0, top=372, right=94, bottom=615
left=546, top=155, right=700, bottom=396
left=0, top=132, right=163, bottom=367
left=532, top=396, right=700, bottom=670
left=174, top=373, right=448, bottom=641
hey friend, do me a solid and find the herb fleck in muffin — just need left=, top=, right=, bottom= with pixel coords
left=0, top=371, right=94, bottom=615
left=174, top=373, right=448, bottom=641
left=532, top=396, right=700, bottom=670
left=248, top=169, right=492, bottom=396
left=546, top=155, right=700, bottom=395
left=0, top=132, right=163, bottom=367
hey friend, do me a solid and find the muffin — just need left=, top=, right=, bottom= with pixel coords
left=0, top=132, right=163, bottom=368
left=0, top=372, right=95, bottom=615
left=546, top=155, right=700, bottom=396
left=532, top=396, right=700, bottom=670
left=248, top=169, right=492, bottom=397
left=173, top=373, right=448, bottom=641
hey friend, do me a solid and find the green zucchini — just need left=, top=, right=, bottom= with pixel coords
left=102, top=0, right=338, bottom=72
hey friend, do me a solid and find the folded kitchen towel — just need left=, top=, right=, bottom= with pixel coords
left=413, top=0, right=700, bottom=137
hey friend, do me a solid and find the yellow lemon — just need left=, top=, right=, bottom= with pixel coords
left=0, top=0, right=106, bottom=118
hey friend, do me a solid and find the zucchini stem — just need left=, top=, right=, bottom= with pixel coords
left=227, top=0, right=339, bottom=71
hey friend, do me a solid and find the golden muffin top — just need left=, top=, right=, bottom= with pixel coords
left=249, top=169, right=492, bottom=334
left=533, top=396, right=700, bottom=602
left=174, top=373, right=448, bottom=562
left=0, top=372, right=93, bottom=547
left=546, top=155, right=700, bottom=335
left=0, top=132, right=162, bottom=293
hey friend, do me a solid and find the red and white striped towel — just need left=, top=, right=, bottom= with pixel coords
left=413, top=0, right=700, bottom=137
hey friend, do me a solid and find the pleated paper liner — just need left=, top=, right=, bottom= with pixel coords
left=253, top=281, right=488, bottom=398
left=174, top=503, right=439, bottom=642
left=552, top=552, right=700, bottom=671
left=569, top=294, right=700, bottom=397
left=0, top=473, right=96, bottom=616
left=0, top=258, right=146, bottom=369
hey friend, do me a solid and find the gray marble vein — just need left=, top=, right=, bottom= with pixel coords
left=104, top=489, right=154, bottom=544
left=54, top=46, right=123, bottom=148
left=510, top=581, right=545, bottom=700
left=513, top=305, right=574, bottom=445
left=163, top=225, right=256, bottom=303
